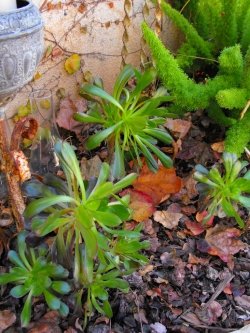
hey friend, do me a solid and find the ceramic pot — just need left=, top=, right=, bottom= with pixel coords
left=0, top=0, right=44, bottom=100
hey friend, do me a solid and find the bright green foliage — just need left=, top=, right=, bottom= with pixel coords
left=24, top=140, right=149, bottom=324
left=142, top=0, right=250, bottom=156
left=0, top=232, right=70, bottom=327
left=194, top=153, right=250, bottom=228
left=74, top=64, right=174, bottom=179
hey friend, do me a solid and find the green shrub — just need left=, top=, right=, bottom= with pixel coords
left=142, top=0, right=250, bottom=156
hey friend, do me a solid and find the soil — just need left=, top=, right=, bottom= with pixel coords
left=0, top=111, right=249, bottom=333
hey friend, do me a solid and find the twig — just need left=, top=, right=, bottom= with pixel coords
left=180, top=0, right=192, bottom=13
left=204, top=273, right=234, bottom=308
left=169, top=324, right=237, bottom=332
left=131, top=290, right=144, bottom=333
left=240, top=100, right=250, bottom=119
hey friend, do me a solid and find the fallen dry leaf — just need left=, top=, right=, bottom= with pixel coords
left=81, top=155, right=102, bottom=180
left=198, top=225, right=247, bottom=270
left=121, top=189, right=155, bottom=222
left=185, top=220, right=205, bottom=236
left=211, top=141, right=224, bottom=153
left=139, top=264, right=154, bottom=276
left=223, top=283, right=233, bottom=295
left=56, top=97, right=87, bottom=135
left=133, top=164, right=182, bottom=205
left=196, top=301, right=223, bottom=325
left=188, top=253, right=210, bottom=265
left=0, top=310, right=16, bottom=333
left=153, top=210, right=183, bottom=229
left=165, top=118, right=191, bottom=139
left=28, top=311, right=61, bottom=333
left=64, top=54, right=81, bottom=74
left=196, top=211, right=214, bottom=226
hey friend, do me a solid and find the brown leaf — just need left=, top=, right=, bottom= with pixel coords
left=211, top=141, right=224, bottom=153
left=165, top=119, right=191, bottom=139
left=0, top=310, right=16, bottom=333
left=81, top=156, right=102, bottom=180
left=139, top=264, right=154, bottom=276
left=28, top=311, right=61, bottom=333
left=121, top=189, right=155, bottom=222
left=185, top=220, right=205, bottom=236
left=203, top=225, right=247, bottom=269
left=181, top=312, right=204, bottom=326
left=153, top=210, right=183, bottom=229
left=196, top=301, right=223, bottom=325
left=188, top=253, right=210, bottom=265
left=133, top=164, right=182, bottom=205
left=56, top=97, right=87, bottom=135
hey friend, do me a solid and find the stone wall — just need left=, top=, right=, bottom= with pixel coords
left=6, top=0, right=182, bottom=118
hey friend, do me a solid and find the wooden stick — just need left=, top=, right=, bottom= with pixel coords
left=0, top=115, right=25, bottom=230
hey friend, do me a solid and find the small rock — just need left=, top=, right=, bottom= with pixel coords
left=206, top=267, right=219, bottom=281
left=87, top=324, right=110, bottom=333
left=150, top=322, right=167, bottom=333
left=123, top=315, right=137, bottom=328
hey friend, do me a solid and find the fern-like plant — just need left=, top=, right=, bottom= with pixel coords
left=142, top=0, right=250, bottom=156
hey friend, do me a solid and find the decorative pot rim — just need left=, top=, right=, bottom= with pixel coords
left=0, top=0, right=32, bottom=15
left=0, top=0, right=43, bottom=40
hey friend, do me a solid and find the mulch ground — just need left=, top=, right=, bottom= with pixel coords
left=0, top=110, right=249, bottom=333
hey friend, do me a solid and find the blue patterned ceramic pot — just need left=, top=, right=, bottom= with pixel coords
left=0, top=0, right=44, bottom=100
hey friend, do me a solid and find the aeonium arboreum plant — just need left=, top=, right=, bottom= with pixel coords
left=23, top=140, right=149, bottom=324
left=194, top=152, right=250, bottom=228
left=74, top=64, right=174, bottom=179
left=0, top=231, right=70, bottom=327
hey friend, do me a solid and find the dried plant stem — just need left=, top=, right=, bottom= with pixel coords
left=0, top=114, right=25, bottom=230
left=240, top=99, right=250, bottom=119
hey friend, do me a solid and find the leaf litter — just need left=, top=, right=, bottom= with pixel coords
left=1, top=110, right=250, bottom=332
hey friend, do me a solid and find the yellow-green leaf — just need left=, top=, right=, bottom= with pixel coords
left=64, top=54, right=81, bottom=74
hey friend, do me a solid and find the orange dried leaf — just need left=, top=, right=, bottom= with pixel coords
left=133, top=164, right=182, bottom=205
left=64, top=54, right=81, bottom=74
left=188, top=253, right=210, bottom=265
left=211, top=141, right=224, bottom=153
left=121, top=189, right=155, bottom=222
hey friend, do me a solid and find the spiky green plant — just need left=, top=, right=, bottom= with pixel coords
left=24, top=140, right=149, bottom=326
left=194, top=153, right=250, bottom=228
left=0, top=232, right=70, bottom=327
left=74, top=64, right=174, bottom=179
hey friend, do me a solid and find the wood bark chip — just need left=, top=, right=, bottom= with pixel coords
left=0, top=116, right=38, bottom=231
